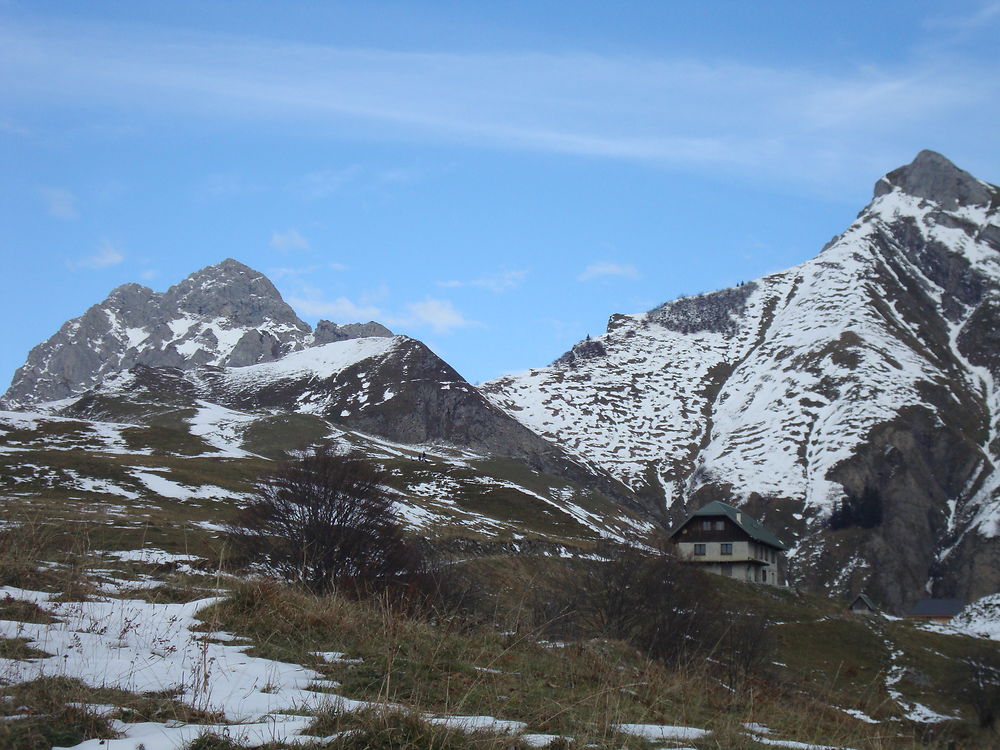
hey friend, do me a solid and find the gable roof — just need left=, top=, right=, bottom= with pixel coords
left=850, top=593, right=878, bottom=610
left=908, top=598, right=964, bottom=617
left=672, top=500, right=787, bottom=550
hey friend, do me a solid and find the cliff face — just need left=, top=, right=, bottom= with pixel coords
left=484, top=151, right=1000, bottom=612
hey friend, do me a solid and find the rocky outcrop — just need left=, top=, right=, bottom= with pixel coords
left=312, top=320, right=393, bottom=345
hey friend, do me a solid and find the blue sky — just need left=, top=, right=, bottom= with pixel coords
left=2, top=1, right=999, bottom=387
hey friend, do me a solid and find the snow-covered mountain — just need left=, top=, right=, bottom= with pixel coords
left=1, top=258, right=391, bottom=407
left=484, top=151, right=1000, bottom=610
left=5, top=150, right=999, bottom=612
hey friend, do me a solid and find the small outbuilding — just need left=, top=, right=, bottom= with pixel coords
left=848, top=593, right=879, bottom=615
left=906, top=598, right=964, bottom=623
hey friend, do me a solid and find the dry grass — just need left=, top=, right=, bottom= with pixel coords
left=0, top=498, right=996, bottom=750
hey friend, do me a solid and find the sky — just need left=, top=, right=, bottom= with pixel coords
left=2, top=1, right=999, bottom=387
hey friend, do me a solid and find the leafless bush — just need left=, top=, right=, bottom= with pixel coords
left=964, top=656, right=1000, bottom=731
left=552, top=545, right=773, bottom=682
left=225, top=449, right=427, bottom=597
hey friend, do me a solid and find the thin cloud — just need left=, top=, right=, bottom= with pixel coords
left=289, top=294, right=382, bottom=322
left=270, top=229, right=310, bottom=252
left=578, top=262, right=639, bottom=282
left=295, top=167, right=362, bottom=200
left=4, top=22, right=998, bottom=189
left=193, top=172, right=261, bottom=200
left=438, top=269, right=527, bottom=293
left=71, top=239, right=124, bottom=270
left=401, top=298, right=474, bottom=334
left=38, top=187, right=79, bottom=219
left=925, top=2, right=1000, bottom=29
left=269, top=264, right=322, bottom=279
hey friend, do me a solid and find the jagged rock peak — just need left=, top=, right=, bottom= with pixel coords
left=163, top=258, right=306, bottom=330
left=874, top=150, right=996, bottom=209
left=313, top=320, right=394, bottom=345
left=2, top=258, right=394, bottom=406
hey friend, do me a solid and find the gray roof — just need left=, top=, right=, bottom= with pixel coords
left=672, top=500, right=787, bottom=550
left=850, top=593, right=878, bottom=610
left=908, top=598, right=964, bottom=617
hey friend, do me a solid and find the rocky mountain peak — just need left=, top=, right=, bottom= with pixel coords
left=163, top=258, right=306, bottom=331
left=874, top=149, right=995, bottom=209
left=2, top=259, right=392, bottom=406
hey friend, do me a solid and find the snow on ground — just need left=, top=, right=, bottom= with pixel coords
left=63, top=715, right=329, bottom=750
left=187, top=401, right=258, bottom=458
left=0, top=580, right=584, bottom=749
left=67, top=473, right=142, bottom=501
left=883, top=643, right=958, bottom=723
left=945, top=594, right=1000, bottom=641
left=222, top=338, right=397, bottom=387
left=103, top=549, right=201, bottom=566
left=748, top=735, right=859, bottom=750
left=131, top=470, right=241, bottom=502
left=613, top=722, right=710, bottom=741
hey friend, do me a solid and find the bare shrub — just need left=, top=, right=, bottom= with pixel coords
left=964, top=656, right=1000, bottom=731
left=225, top=449, right=426, bottom=597
left=553, top=545, right=773, bottom=684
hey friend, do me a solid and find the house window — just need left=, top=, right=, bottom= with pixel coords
left=701, top=520, right=712, bottom=530
left=720, top=563, right=733, bottom=577
left=694, top=543, right=706, bottom=556
left=714, top=520, right=724, bottom=530
left=721, top=543, right=733, bottom=555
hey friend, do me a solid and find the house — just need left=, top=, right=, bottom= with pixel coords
left=669, top=500, right=787, bottom=586
left=906, top=598, right=964, bottom=623
left=848, top=593, right=879, bottom=615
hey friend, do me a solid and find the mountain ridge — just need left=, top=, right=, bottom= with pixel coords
left=3, top=150, right=999, bottom=613
left=483, top=150, right=1000, bottom=610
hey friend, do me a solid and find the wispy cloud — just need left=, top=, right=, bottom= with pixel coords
left=38, top=187, right=79, bottom=219
left=289, top=284, right=473, bottom=334
left=70, top=239, right=124, bottom=269
left=578, top=262, right=639, bottom=281
left=438, top=269, right=527, bottom=293
left=270, top=229, right=310, bottom=252
left=4, top=21, right=997, bottom=189
left=289, top=294, right=382, bottom=322
left=294, top=167, right=362, bottom=200
left=270, top=262, right=348, bottom=279
left=193, top=172, right=261, bottom=200
left=925, top=2, right=1000, bottom=29
left=400, top=298, right=474, bottom=333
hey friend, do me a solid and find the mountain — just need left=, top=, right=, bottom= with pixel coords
left=1, top=258, right=391, bottom=408
left=483, top=151, right=1000, bottom=611
left=1, top=257, right=646, bottom=547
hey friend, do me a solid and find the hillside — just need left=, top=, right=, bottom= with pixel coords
left=484, top=151, right=1000, bottom=612
left=1, top=500, right=998, bottom=749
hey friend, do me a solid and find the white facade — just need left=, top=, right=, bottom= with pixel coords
left=676, top=540, right=783, bottom=586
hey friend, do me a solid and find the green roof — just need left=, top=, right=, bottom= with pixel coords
left=673, top=500, right=787, bottom=550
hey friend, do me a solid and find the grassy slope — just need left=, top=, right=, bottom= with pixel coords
left=1, top=414, right=999, bottom=748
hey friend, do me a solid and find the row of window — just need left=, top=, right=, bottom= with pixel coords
left=701, top=519, right=725, bottom=531
left=693, top=542, right=732, bottom=555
